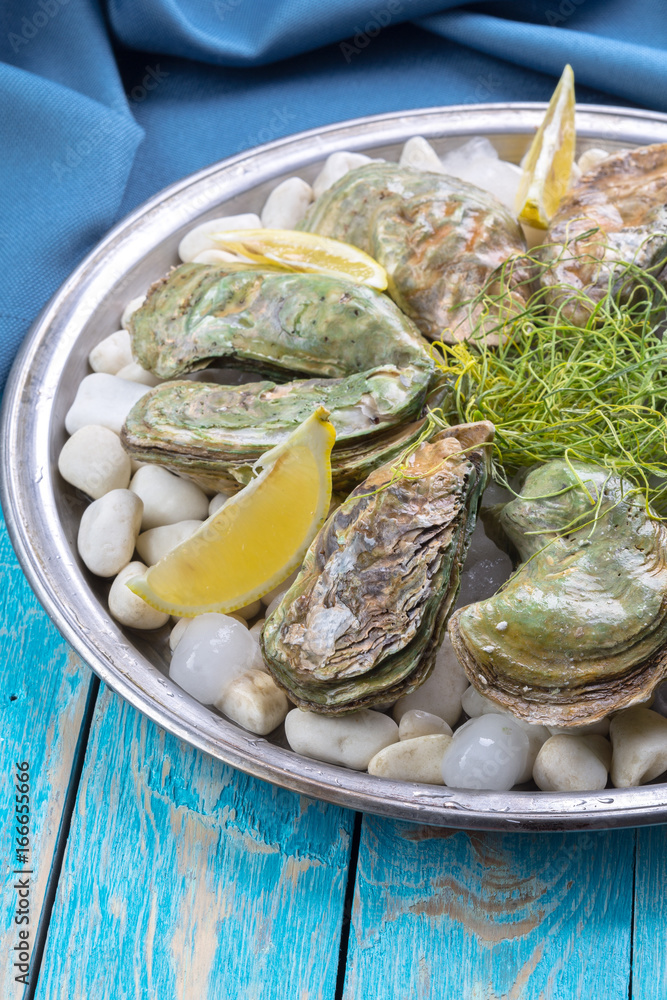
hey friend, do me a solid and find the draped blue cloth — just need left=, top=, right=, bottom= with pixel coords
left=1, top=0, right=666, bottom=390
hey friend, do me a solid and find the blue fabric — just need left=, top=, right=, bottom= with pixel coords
left=1, top=0, right=666, bottom=390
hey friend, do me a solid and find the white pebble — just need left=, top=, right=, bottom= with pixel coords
left=461, top=684, right=500, bottom=718
left=533, top=735, right=611, bottom=792
left=65, top=373, right=150, bottom=436
left=392, top=632, right=468, bottom=727
left=77, top=489, right=143, bottom=577
left=58, top=425, right=131, bottom=499
left=215, top=669, right=289, bottom=735
left=208, top=489, right=237, bottom=516
left=260, top=177, right=313, bottom=229
left=178, top=213, right=261, bottom=262
left=547, top=718, right=610, bottom=737
left=169, top=613, right=260, bottom=705
left=136, top=519, right=203, bottom=565
left=368, top=734, right=451, bottom=784
left=441, top=714, right=530, bottom=791
left=265, top=588, right=289, bottom=618
left=398, top=710, right=452, bottom=741
left=459, top=686, right=548, bottom=781
left=610, top=707, right=667, bottom=787
left=399, top=136, right=444, bottom=173
left=192, top=249, right=240, bottom=265
left=121, top=295, right=146, bottom=329
left=262, top=569, right=299, bottom=608
left=312, top=152, right=373, bottom=199
left=515, top=720, right=551, bottom=783
left=88, top=330, right=133, bottom=374
left=441, top=137, right=522, bottom=211
left=169, top=617, right=190, bottom=651
left=108, top=562, right=170, bottom=630
left=284, top=708, right=398, bottom=770
left=249, top=619, right=265, bottom=640
left=576, top=147, right=610, bottom=175
left=130, top=466, right=209, bottom=530
left=115, top=362, right=162, bottom=387
left=235, top=599, right=262, bottom=621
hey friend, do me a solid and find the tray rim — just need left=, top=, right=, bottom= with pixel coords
left=4, top=101, right=667, bottom=832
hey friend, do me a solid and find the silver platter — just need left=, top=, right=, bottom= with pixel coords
left=4, top=103, right=667, bottom=831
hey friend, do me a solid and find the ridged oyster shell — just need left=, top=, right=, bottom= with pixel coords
left=449, top=461, right=667, bottom=726
left=299, top=163, right=530, bottom=343
left=261, top=421, right=493, bottom=713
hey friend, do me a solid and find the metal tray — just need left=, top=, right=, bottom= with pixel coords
left=4, top=103, right=667, bottom=832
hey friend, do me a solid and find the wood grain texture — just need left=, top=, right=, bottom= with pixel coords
left=632, top=825, right=667, bottom=1000
left=343, top=816, right=636, bottom=1000
left=34, top=686, right=355, bottom=1000
left=0, top=514, right=94, bottom=998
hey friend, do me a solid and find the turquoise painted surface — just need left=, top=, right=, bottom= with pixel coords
left=343, top=815, right=636, bottom=1000
left=34, top=686, right=355, bottom=1000
left=0, top=513, right=94, bottom=998
left=632, top=826, right=667, bottom=1000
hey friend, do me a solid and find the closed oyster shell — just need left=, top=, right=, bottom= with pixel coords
left=449, top=461, right=667, bottom=726
left=261, top=421, right=493, bottom=713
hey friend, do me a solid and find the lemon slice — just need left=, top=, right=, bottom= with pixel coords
left=515, top=64, right=576, bottom=229
left=128, top=408, right=335, bottom=616
left=208, top=228, right=388, bottom=290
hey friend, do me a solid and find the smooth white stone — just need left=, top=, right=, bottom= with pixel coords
left=169, top=613, right=260, bottom=705
left=441, top=714, right=530, bottom=791
left=178, top=213, right=261, bottom=262
left=169, top=617, right=190, bottom=651
left=65, top=373, right=150, bottom=435
left=398, top=136, right=444, bottom=173
left=312, top=151, right=373, bottom=198
left=515, top=721, right=551, bottom=783
left=261, top=569, right=299, bottom=607
left=115, top=361, right=162, bottom=387
left=77, top=489, right=143, bottom=577
left=577, top=147, right=610, bottom=174
left=260, top=177, right=313, bottom=229
left=208, top=489, right=237, bottom=516
left=610, top=707, right=667, bottom=787
left=249, top=619, right=265, bottom=640
left=235, top=599, right=262, bottom=621
left=215, top=669, right=289, bottom=735
left=533, top=735, right=611, bottom=792
left=461, top=685, right=500, bottom=718
left=368, top=734, right=451, bottom=784
left=458, top=687, right=548, bottom=781
left=398, top=710, right=452, bottom=741
left=192, top=249, right=240, bottom=265
left=88, top=330, right=133, bottom=374
left=547, top=718, right=610, bottom=737
left=265, top=588, right=289, bottom=618
left=121, top=295, right=146, bottom=329
left=108, top=562, right=170, bottom=630
left=58, top=425, right=131, bottom=499
left=130, top=465, right=209, bottom=530
left=392, top=632, right=468, bottom=727
left=136, top=519, right=203, bottom=565
left=440, top=137, right=522, bottom=211
left=284, top=708, right=398, bottom=770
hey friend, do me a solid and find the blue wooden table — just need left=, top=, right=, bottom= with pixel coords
left=3, top=507, right=666, bottom=1000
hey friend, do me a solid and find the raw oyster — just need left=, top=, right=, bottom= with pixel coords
left=299, top=163, right=530, bottom=342
left=130, top=262, right=432, bottom=380
left=261, top=421, right=493, bottom=713
left=540, top=143, right=667, bottom=323
left=122, top=367, right=437, bottom=492
left=449, top=461, right=667, bottom=727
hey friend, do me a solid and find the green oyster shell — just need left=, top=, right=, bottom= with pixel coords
left=261, top=422, right=493, bottom=713
left=130, top=262, right=431, bottom=380
left=121, top=366, right=436, bottom=492
left=449, top=461, right=667, bottom=726
left=299, top=163, right=529, bottom=342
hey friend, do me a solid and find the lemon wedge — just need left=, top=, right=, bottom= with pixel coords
left=208, top=228, right=388, bottom=290
left=515, top=64, right=576, bottom=229
left=128, top=408, right=335, bottom=616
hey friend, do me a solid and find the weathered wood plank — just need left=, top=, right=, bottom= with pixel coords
left=344, top=816, right=635, bottom=1000
left=34, top=686, right=355, bottom=1000
left=632, top=825, right=667, bottom=1000
left=0, top=513, right=94, bottom=998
